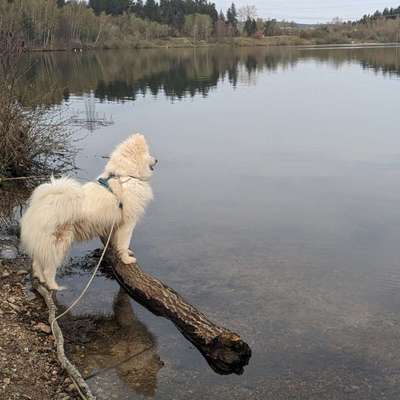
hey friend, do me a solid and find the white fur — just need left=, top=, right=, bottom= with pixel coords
left=20, top=134, right=156, bottom=290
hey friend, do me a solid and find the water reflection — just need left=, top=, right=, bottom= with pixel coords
left=65, top=289, right=163, bottom=398
left=21, top=46, right=400, bottom=106
left=70, top=92, right=114, bottom=132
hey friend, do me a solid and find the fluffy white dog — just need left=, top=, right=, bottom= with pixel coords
left=20, top=134, right=157, bottom=290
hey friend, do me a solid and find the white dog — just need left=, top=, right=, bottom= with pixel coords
left=20, top=134, right=157, bottom=290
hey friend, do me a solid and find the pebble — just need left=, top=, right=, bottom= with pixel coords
left=34, top=322, right=52, bottom=334
left=25, top=291, right=37, bottom=301
left=0, top=245, right=18, bottom=260
left=0, top=234, right=15, bottom=242
left=2, top=271, right=10, bottom=278
left=67, top=383, right=76, bottom=392
left=8, top=303, right=21, bottom=312
left=56, top=393, right=70, bottom=400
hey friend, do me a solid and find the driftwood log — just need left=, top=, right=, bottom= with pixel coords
left=105, top=246, right=252, bottom=375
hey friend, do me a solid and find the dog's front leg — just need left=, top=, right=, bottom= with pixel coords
left=113, top=221, right=136, bottom=264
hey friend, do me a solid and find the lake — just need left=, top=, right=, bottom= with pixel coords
left=24, top=45, right=400, bottom=399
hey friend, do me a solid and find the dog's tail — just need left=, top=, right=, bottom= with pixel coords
left=20, top=176, right=83, bottom=259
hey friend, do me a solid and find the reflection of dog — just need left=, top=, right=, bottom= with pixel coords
left=20, top=134, right=157, bottom=290
left=71, top=289, right=163, bottom=398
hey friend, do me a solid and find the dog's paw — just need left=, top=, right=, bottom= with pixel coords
left=32, top=272, right=45, bottom=284
left=127, top=249, right=134, bottom=256
left=47, top=283, right=66, bottom=291
left=121, top=254, right=137, bottom=265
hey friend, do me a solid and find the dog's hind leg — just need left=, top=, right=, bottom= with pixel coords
left=43, top=234, right=73, bottom=291
left=32, top=259, right=45, bottom=284
left=43, top=263, right=65, bottom=291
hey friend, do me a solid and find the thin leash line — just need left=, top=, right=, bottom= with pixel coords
left=51, top=218, right=116, bottom=335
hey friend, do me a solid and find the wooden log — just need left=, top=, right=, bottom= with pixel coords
left=105, top=247, right=252, bottom=375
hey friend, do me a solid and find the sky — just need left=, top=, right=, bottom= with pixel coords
left=214, top=0, right=400, bottom=23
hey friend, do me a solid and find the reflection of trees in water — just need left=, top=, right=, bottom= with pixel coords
left=298, top=47, right=400, bottom=78
left=20, top=46, right=400, bottom=105
left=19, top=48, right=298, bottom=103
left=64, top=289, right=163, bottom=398
left=70, top=91, right=114, bottom=132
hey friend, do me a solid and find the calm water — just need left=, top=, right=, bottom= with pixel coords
left=27, top=46, right=400, bottom=399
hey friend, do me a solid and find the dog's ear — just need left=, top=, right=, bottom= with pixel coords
left=130, top=133, right=147, bottom=151
left=132, top=133, right=145, bottom=144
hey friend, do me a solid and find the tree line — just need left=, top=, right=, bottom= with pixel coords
left=0, top=0, right=399, bottom=50
left=88, top=0, right=244, bottom=37
left=87, top=1, right=285, bottom=38
left=0, top=0, right=247, bottom=48
left=359, top=6, right=400, bottom=23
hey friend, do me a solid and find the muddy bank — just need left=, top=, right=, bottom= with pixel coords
left=0, top=231, right=79, bottom=400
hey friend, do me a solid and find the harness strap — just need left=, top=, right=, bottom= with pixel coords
left=97, top=175, right=123, bottom=209
left=97, top=176, right=113, bottom=193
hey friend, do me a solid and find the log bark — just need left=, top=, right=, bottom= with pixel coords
left=105, top=247, right=252, bottom=375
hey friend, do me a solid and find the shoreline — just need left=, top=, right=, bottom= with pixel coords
left=0, top=229, right=79, bottom=400
left=26, top=38, right=400, bottom=53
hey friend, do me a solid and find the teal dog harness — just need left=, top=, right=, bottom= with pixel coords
left=97, top=175, right=123, bottom=209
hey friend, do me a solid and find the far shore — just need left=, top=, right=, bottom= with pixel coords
left=26, top=36, right=400, bottom=53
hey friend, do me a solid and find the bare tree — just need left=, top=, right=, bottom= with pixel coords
left=238, top=5, right=257, bottom=22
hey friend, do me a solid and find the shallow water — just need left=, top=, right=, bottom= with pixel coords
left=25, top=46, right=400, bottom=399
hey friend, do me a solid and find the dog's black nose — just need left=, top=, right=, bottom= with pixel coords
left=154, top=159, right=158, bottom=165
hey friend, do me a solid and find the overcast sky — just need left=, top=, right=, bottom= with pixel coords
left=214, top=0, right=400, bottom=23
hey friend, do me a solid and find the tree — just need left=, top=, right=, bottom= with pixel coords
left=243, top=17, right=256, bottom=36
left=144, top=0, right=160, bottom=22
left=132, top=0, right=145, bottom=18
left=184, top=13, right=212, bottom=41
left=238, top=5, right=257, bottom=22
left=226, top=2, right=238, bottom=34
left=264, top=19, right=279, bottom=36
left=89, top=0, right=131, bottom=16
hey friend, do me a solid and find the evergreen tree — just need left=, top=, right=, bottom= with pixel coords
left=244, top=17, right=256, bottom=36
left=144, top=0, right=160, bottom=21
left=226, top=2, right=238, bottom=33
left=89, top=0, right=131, bottom=16
left=132, top=0, right=145, bottom=18
left=251, top=18, right=257, bottom=35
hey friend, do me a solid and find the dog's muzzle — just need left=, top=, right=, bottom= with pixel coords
left=150, top=159, right=158, bottom=171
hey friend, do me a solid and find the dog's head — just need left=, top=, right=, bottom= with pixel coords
left=106, top=134, right=157, bottom=180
